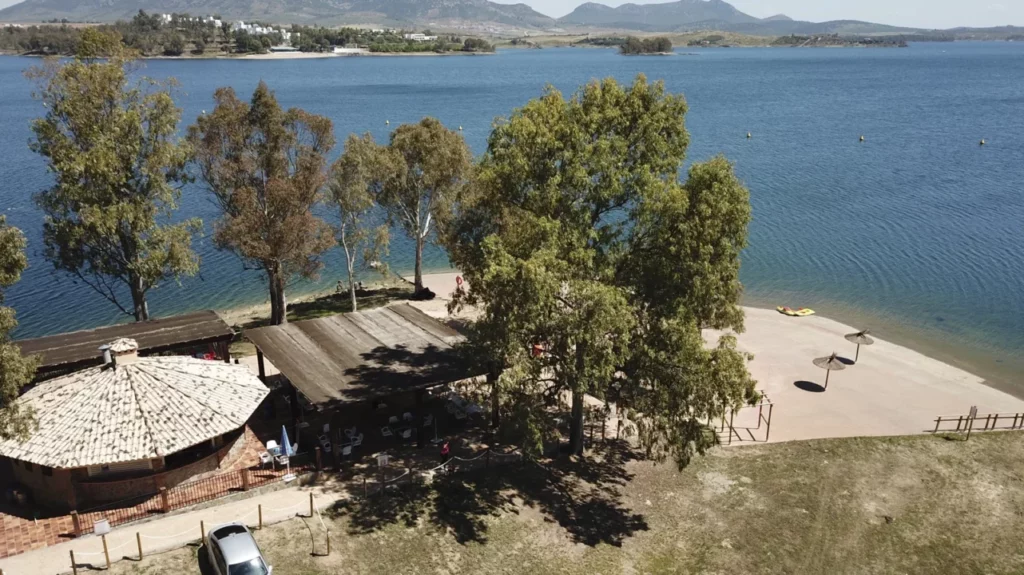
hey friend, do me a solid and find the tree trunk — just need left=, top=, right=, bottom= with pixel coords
left=414, top=236, right=424, bottom=293
left=568, top=342, right=587, bottom=456
left=488, top=366, right=500, bottom=429
left=347, top=260, right=358, bottom=313
left=569, top=390, right=585, bottom=456
left=268, top=266, right=288, bottom=325
left=130, top=274, right=149, bottom=322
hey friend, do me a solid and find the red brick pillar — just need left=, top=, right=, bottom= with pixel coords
left=241, top=469, right=250, bottom=491
left=70, top=510, right=81, bottom=537
left=159, top=487, right=169, bottom=512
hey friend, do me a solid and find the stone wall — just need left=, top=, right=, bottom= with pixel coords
left=8, top=458, right=75, bottom=510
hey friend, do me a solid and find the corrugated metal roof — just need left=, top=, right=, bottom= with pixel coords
left=244, top=304, right=471, bottom=406
left=0, top=356, right=269, bottom=469
left=16, top=311, right=234, bottom=373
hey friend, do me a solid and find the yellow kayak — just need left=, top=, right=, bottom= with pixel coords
left=777, top=306, right=815, bottom=317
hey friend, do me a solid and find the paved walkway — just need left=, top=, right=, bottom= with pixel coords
left=0, top=479, right=348, bottom=575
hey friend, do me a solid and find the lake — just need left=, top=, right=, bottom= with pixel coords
left=1, top=43, right=1022, bottom=391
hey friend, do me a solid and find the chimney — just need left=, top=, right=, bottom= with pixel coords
left=104, top=338, right=140, bottom=367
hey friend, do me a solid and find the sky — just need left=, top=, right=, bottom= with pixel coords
left=495, top=0, right=1024, bottom=29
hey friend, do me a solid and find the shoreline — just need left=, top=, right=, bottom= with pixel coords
left=0, top=50, right=496, bottom=60
left=214, top=270, right=1022, bottom=403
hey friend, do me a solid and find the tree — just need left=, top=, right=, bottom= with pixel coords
left=163, top=33, right=185, bottom=56
left=0, top=217, right=38, bottom=441
left=192, top=39, right=205, bottom=54
left=189, top=81, right=335, bottom=325
left=345, top=118, right=471, bottom=293
left=327, top=134, right=391, bottom=312
left=448, top=75, right=755, bottom=463
left=28, top=28, right=200, bottom=322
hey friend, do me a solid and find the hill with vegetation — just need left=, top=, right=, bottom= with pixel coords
left=0, top=0, right=555, bottom=28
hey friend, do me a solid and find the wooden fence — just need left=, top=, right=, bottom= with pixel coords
left=931, top=411, right=1024, bottom=435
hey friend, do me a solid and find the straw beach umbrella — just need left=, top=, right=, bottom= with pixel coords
left=844, top=329, right=875, bottom=363
left=813, top=352, right=846, bottom=390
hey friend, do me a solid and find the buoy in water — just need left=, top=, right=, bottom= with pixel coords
left=979, top=139, right=985, bottom=146
left=386, top=120, right=390, bottom=125
left=746, top=132, right=752, bottom=139
left=459, top=126, right=463, bottom=131
left=860, top=135, right=865, bottom=142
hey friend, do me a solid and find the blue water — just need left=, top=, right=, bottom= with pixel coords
left=1, top=44, right=1022, bottom=387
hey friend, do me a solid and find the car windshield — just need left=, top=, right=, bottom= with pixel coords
left=228, top=557, right=269, bottom=575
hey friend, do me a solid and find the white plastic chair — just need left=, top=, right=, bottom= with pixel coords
left=423, top=414, right=434, bottom=427
left=322, top=423, right=330, bottom=435
left=402, top=412, right=413, bottom=422
left=401, top=428, right=412, bottom=439
left=345, top=427, right=356, bottom=438
left=319, top=434, right=332, bottom=453
left=388, top=415, right=399, bottom=425
left=258, top=452, right=273, bottom=468
left=352, top=433, right=363, bottom=447
left=381, top=426, right=393, bottom=438
left=341, top=445, right=352, bottom=458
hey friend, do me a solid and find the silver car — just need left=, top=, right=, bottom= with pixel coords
left=205, top=523, right=272, bottom=575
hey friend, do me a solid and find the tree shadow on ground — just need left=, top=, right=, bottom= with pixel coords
left=327, top=440, right=647, bottom=547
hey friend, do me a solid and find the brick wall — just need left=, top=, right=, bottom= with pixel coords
left=8, top=459, right=75, bottom=510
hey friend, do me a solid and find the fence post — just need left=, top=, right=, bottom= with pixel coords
left=315, top=447, right=322, bottom=471
left=137, top=532, right=143, bottom=560
left=765, top=403, right=774, bottom=442
left=102, top=534, right=111, bottom=570
left=70, top=510, right=81, bottom=537
left=258, top=504, right=263, bottom=529
left=70, top=550, right=78, bottom=575
left=309, top=493, right=314, bottom=517
left=957, top=415, right=963, bottom=432
left=617, top=419, right=622, bottom=440
left=966, top=415, right=975, bottom=440
left=159, top=487, right=169, bottom=513
left=934, top=417, right=941, bottom=434
left=241, top=468, right=250, bottom=491
left=200, top=520, right=205, bottom=542
left=363, top=477, right=367, bottom=498
left=602, top=418, right=606, bottom=441
left=326, top=530, right=331, bottom=555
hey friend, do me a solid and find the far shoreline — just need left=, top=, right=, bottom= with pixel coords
left=0, top=50, right=496, bottom=60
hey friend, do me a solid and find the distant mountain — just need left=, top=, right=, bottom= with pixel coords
left=559, top=0, right=758, bottom=29
left=763, top=14, right=792, bottom=22
left=0, top=0, right=557, bottom=27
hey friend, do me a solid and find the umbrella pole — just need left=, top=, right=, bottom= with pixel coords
left=855, top=344, right=860, bottom=363
left=825, top=369, right=830, bottom=390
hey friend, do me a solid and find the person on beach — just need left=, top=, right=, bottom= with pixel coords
left=440, top=440, right=450, bottom=465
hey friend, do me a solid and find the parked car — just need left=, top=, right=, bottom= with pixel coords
left=204, top=522, right=272, bottom=575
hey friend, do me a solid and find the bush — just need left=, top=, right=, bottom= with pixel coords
left=163, top=33, right=185, bottom=56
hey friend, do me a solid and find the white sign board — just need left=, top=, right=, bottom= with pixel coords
left=969, top=405, right=978, bottom=419
left=94, top=519, right=111, bottom=536
left=377, top=454, right=389, bottom=467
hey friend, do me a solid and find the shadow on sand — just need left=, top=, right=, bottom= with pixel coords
left=794, top=380, right=826, bottom=393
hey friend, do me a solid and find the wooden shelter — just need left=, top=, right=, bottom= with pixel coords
left=16, top=311, right=234, bottom=381
left=244, top=304, right=472, bottom=408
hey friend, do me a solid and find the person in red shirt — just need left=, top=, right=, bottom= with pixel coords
left=440, top=440, right=450, bottom=465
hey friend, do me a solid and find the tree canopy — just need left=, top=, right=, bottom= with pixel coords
left=447, top=75, right=755, bottom=465
left=29, top=28, right=200, bottom=322
left=328, top=134, right=391, bottom=311
left=0, top=217, right=38, bottom=441
left=343, top=118, right=471, bottom=293
left=189, top=81, right=335, bottom=325
left=620, top=36, right=673, bottom=55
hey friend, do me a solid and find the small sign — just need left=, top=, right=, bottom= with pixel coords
left=94, top=519, right=111, bottom=535
left=377, top=454, right=389, bottom=467
left=969, top=406, right=978, bottom=420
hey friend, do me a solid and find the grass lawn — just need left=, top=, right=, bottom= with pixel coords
left=110, top=431, right=1024, bottom=574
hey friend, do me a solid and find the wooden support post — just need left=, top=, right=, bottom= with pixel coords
left=617, top=419, right=622, bottom=439
left=256, top=349, right=267, bottom=382
left=326, top=530, right=331, bottom=555
left=309, top=493, right=315, bottom=517
left=934, top=418, right=941, bottom=434
left=765, top=403, right=774, bottom=442
left=966, top=415, right=975, bottom=440
left=315, top=447, right=322, bottom=471
left=956, top=415, right=964, bottom=432
left=602, top=418, right=606, bottom=441
left=258, top=505, right=263, bottom=529
left=70, top=510, right=81, bottom=536
left=363, top=477, right=367, bottom=498
left=159, top=487, right=169, bottom=512
left=70, top=550, right=78, bottom=575
left=241, top=468, right=250, bottom=491
left=200, top=520, right=205, bottom=542
left=728, top=410, right=735, bottom=446
left=137, top=532, right=143, bottom=561
left=102, top=534, right=111, bottom=570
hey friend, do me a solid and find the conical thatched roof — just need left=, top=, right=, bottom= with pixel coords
left=845, top=330, right=875, bottom=346
left=813, top=352, right=847, bottom=371
left=0, top=340, right=268, bottom=469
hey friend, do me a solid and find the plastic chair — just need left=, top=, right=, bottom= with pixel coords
left=401, top=428, right=412, bottom=439
left=345, top=427, right=357, bottom=438
left=423, top=414, right=434, bottom=427
left=322, top=423, right=330, bottom=435
left=388, top=415, right=399, bottom=425
left=402, top=412, right=413, bottom=422
left=381, top=426, right=393, bottom=438
left=352, top=433, right=363, bottom=447
left=259, top=452, right=273, bottom=468
left=319, top=434, right=332, bottom=453
left=341, top=445, right=352, bottom=458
